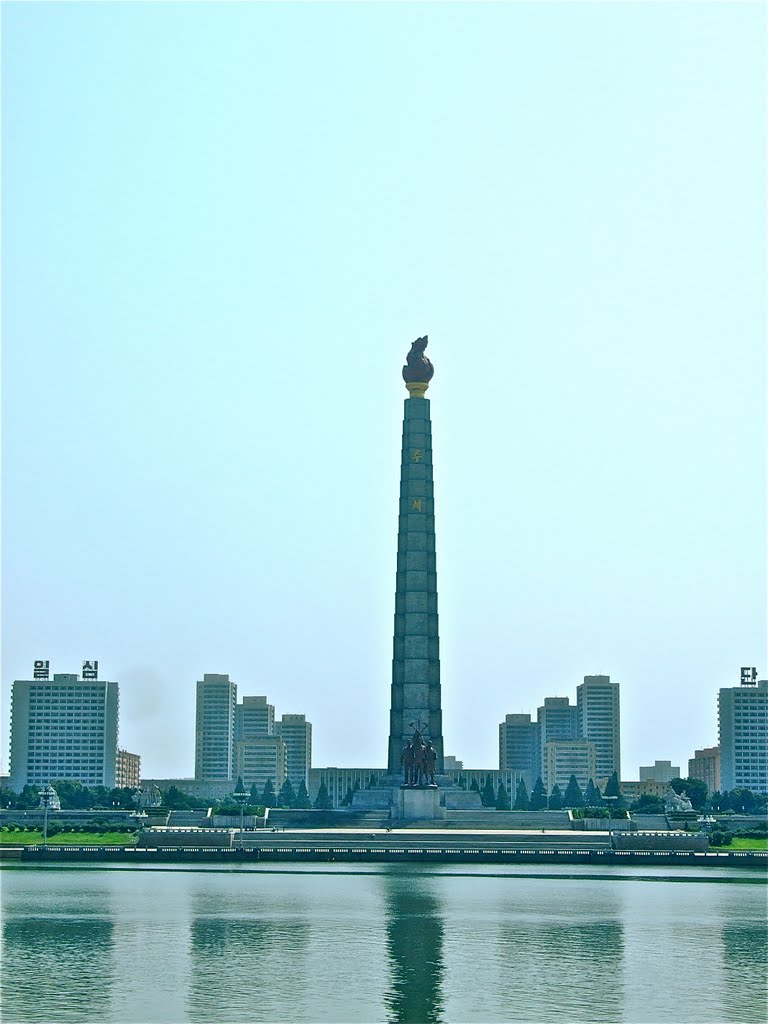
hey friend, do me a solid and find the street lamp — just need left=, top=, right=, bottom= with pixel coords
left=39, top=784, right=57, bottom=849
left=232, top=776, right=248, bottom=849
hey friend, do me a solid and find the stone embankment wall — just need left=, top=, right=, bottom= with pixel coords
left=571, top=817, right=634, bottom=831
left=612, top=832, right=708, bottom=852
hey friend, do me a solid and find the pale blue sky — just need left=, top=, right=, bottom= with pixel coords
left=2, top=2, right=765, bottom=780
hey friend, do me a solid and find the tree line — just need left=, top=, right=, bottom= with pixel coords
left=4, top=774, right=765, bottom=814
left=454, top=773, right=767, bottom=814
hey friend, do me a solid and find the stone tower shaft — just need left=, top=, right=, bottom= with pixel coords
left=387, top=385, right=444, bottom=774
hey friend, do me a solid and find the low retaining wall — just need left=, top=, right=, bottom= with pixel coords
left=613, top=832, right=708, bottom=852
left=572, top=817, right=634, bottom=831
left=137, top=829, right=234, bottom=849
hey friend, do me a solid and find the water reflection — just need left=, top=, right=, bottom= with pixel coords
left=187, top=889, right=310, bottom=1023
left=2, top=912, right=114, bottom=1024
left=383, top=871, right=445, bottom=1024
left=721, top=920, right=768, bottom=1024
left=441, top=878, right=625, bottom=1022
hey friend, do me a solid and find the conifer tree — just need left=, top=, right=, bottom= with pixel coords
left=278, top=778, right=296, bottom=808
left=529, top=777, right=547, bottom=811
left=604, top=771, right=621, bottom=798
left=261, top=778, right=276, bottom=808
left=294, top=780, right=311, bottom=808
left=584, top=779, right=601, bottom=807
left=481, top=775, right=497, bottom=807
left=314, top=780, right=332, bottom=810
left=563, top=774, right=584, bottom=808
left=470, top=778, right=480, bottom=793
left=340, top=786, right=355, bottom=807
left=249, top=782, right=260, bottom=804
left=496, top=782, right=512, bottom=810
left=513, top=779, right=530, bottom=811
left=548, top=784, right=564, bottom=810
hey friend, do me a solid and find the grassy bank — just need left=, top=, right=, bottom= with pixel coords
left=0, top=830, right=138, bottom=846
left=710, top=837, right=767, bottom=851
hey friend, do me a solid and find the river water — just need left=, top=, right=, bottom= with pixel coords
left=1, top=863, right=765, bottom=1023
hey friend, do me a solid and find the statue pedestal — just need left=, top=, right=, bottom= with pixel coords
left=393, top=786, right=443, bottom=822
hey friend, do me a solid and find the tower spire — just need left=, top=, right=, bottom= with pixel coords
left=387, top=338, right=444, bottom=774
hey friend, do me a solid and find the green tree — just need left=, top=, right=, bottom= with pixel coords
left=294, top=780, right=311, bottom=808
left=52, top=779, right=91, bottom=809
left=261, top=779, right=276, bottom=808
left=563, top=775, right=585, bottom=809
left=529, top=777, right=547, bottom=811
left=249, top=783, right=260, bottom=803
left=278, top=779, right=296, bottom=808
left=91, top=786, right=113, bottom=808
left=584, top=779, right=602, bottom=806
left=708, top=790, right=728, bottom=812
left=109, top=787, right=137, bottom=809
left=604, top=772, right=621, bottom=799
left=457, top=774, right=466, bottom=790
left=710, top=829, right=733, bottom=847
left=548, top=784, right=564, bottom=810
left=513, top=779, right=530, bottom=811
left=481, top=776, right=496, bottom=807
left=670, top=777, right=708, bottom=811
left=366, top=774, right=377, bottom=789
left=496, top=782, right=512, bottom=811
left=470, top=779, right=480, bottom=793
left=0, top=785, right=17, bottom=809
left=630, top=794, right=665, bottom=814
left=340, top=786, right=355, bottom=807
left=314, top=780, right=332, bottom=810
left=162, top=786, right=192, bottom=810
left=15, top=785, right=40, bottom=809
left=726, top=788, right=758, bottom=813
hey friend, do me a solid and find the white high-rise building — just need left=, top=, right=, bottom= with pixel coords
left=235, top=696, right=275, bottom=740
left=499, top=713, right=538, bottom=787
left=639, top=760, right=680, bottom=784
left=275, top=714, right=312, bottom=788
left=577, top=675, right=621, bottom=782
left=718, top=672, right=767, bottom=794
left=195, top=674, right=237, bottom=782
left=536, top=697, right=579, bottom=781
left=9, top=669, right=119, bottom=791
left=234, top=735, right=287, bottom=792
left=544, top=739, right=597, bottom=794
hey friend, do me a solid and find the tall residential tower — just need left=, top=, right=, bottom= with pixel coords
left=195, top=673, right=237, bottom=782
left=577, top=675, right=621, bottom=782
left=718, top=670, right=767, bottom=794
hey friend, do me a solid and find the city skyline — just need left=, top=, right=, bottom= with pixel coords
left=2, top=3, right=765, bottom=778
left=6, top=655, right=764, bottom=786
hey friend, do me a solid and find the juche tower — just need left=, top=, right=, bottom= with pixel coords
left=387, top=337, right=445, bottom=774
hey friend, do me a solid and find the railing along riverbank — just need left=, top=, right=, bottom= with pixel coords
left=4, top=844, right=767, bottom=868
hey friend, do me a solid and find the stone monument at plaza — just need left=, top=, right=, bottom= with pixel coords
left=351, top=337, right=467, bottom=819
left=386, top=338, right=445, bottom=819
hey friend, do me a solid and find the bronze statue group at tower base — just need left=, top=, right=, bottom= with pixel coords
left=400, top=729, right=437, bottom=788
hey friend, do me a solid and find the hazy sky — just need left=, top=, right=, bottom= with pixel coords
left=2, top=2, right=765, bottom=781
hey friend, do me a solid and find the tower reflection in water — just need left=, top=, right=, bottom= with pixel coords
left=721, top=917, right=767, bottom=1024
left=383, top=870, right=445, bottom=1024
